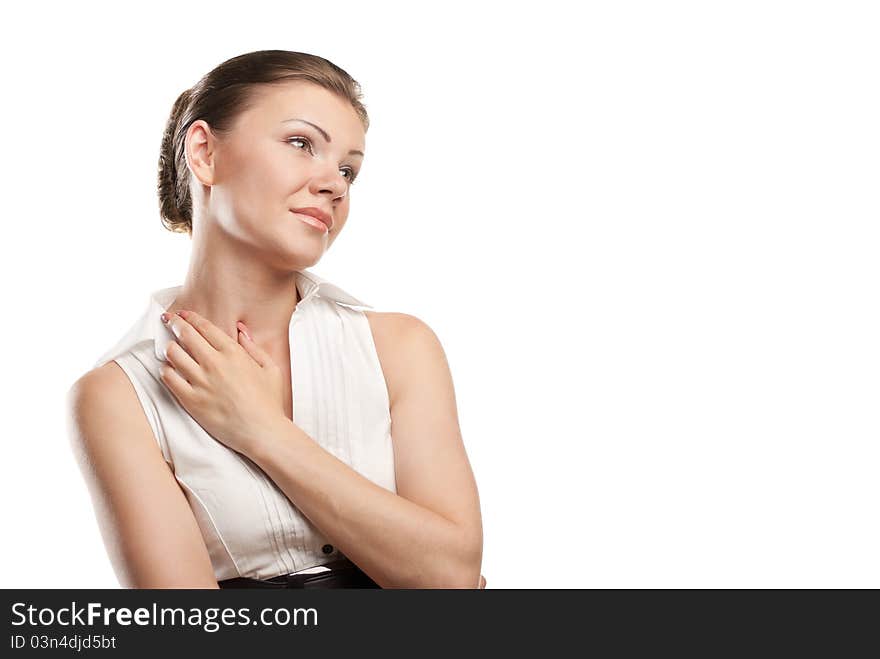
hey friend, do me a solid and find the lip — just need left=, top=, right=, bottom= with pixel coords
left=290, top=207, right=333, bottom=231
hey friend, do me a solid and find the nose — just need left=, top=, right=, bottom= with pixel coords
left=311, top=163, right=349, bottom=201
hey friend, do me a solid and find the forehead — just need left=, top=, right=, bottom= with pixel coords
left=238, top=81, right=365, bottom=146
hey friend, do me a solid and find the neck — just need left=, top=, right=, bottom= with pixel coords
left=165, top=232, right=305, bottom=354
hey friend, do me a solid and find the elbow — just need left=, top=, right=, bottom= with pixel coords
left=440, top=528, right=483, bottom=589
left=441, top=556, right=482, bottom=589
left=450, top=566, right=483, bottom=590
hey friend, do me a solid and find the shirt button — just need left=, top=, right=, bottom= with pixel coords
left=322, top=544, right=334, bottom=554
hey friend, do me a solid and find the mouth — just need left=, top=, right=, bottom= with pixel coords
left=291, top=211, right=330, bottom=234
left=290, top=207, right=333, bottom=231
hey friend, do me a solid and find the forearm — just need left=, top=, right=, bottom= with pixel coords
left=248, top=417, right=481, bottom=588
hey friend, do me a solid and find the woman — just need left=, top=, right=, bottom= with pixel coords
left=66, top=50, right=485, bottom=589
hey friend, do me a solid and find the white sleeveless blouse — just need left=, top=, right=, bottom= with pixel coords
left=92, top=269, right=397, bottom=581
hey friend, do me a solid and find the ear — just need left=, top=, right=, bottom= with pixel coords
left=184, top=119, right=218, bottom=187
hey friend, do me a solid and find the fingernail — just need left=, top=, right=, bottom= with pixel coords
left=161, top=312, right=170, bottom=324
left=237, top=322, right=252, bottom=341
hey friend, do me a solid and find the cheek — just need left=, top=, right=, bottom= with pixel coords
left=333, top=202, right=351, bottom=233
left=238, top=158, right=298, bottom=216
left=235, top=143, right=292, bottom=184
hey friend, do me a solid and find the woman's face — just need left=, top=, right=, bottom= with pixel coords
left=186, top=80, right=366, bottom=269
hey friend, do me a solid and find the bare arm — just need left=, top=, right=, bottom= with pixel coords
left=66, top=363, right=218, bottom=589
left=248, top=312, right=483, bottom=588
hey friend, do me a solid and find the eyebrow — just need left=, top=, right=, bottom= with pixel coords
left=281, top=118, right=364, bottom=157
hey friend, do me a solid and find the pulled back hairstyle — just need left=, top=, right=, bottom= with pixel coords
left=157, top=50, right=369, bottom=235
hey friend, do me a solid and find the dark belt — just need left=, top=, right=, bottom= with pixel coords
left=218, top=559, right=381, bottom=589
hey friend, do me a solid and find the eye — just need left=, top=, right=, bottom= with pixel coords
left=286, top=136, right=314, bottom=153
left=287, top=136, right=359, bottom=185
left=341, top=166, right=359, bottom=184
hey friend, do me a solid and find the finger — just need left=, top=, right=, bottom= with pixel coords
left=164, top=339, right=202, bottom=386
left=159, top=362, right=195, bottom=401
left=164, top=311, right=220, bottom=365
left=178, top=309, right=237, bottom=351
left=237, top=322, right=273, bottom=369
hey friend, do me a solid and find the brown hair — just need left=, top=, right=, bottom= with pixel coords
left=157, top=50, right=369, bottom=235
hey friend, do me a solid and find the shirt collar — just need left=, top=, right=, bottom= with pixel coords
left=93, top=268, right=371, bottom=368
left=292, top=268, right=372, bottom=309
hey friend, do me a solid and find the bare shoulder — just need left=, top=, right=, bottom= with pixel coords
left=66, top=361, right=162, bottom=462
left=70, top=361, right=130, bottom=398
left=68, top=362, right=141, bottom=432
left=362, top=310, right=448, bottom=409
left=362, top=310, right=439, bottom=344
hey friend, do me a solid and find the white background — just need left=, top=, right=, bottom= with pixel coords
left=1, top=1, right=877, bottom=588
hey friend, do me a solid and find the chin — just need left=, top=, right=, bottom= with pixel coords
left=256, top=239, right=323, bottom=273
